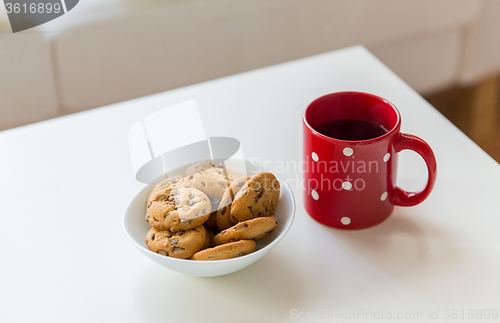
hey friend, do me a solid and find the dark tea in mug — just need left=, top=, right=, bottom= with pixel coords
left=314, top=118, right=389, bottom=141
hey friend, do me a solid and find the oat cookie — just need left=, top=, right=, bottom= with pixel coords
left=147, top=175, right=194, bottom=206
left=216, top=176, right=251, bottom=231
left=214, top=216, right=277, bottom=245
left=185, top=162, right=241, bottom=212
left=191, top=240, right=256, bottom=261
left=188, top=172, right=230, bottom=202
left=204, top=210, right=219, bottom=230
left=230, top=172, right=280, bottom=223
left=145, top=225, right=206, bottom=259
left=146, top=186, right=211, bottom=232
left=186, top=161, right=239, bottom=182
left=200, top=229, right=215, bottom=250
left=203, top=194, right=228, bottom=231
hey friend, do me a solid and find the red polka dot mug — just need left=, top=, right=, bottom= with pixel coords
left=303, top=92, right=437, bottom=230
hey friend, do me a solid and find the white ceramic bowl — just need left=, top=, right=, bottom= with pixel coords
left=123, top=159, right=295, bottom=277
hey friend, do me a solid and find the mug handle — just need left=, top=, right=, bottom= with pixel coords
left=393, top=133, right=437, bottom=206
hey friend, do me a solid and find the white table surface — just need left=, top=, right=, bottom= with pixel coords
left=1, top=46, right=500, bottom=323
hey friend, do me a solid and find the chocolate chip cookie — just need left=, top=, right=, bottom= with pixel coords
left=146, top=186, right=211, bottom=232
left=200, top=229, right=215, bottom=250
left=203, top=210, right=219, bottom=230
left=187, top=172, right=231, bottom=203
left=185, top=163, right=237, bottom=228
left=147, top=175, right=194, bottom=206
left=186, top=161, right=239, bottom=182
left=203, top=195, right=227, bottom=230
left=145, top=225, right=206, bottom=259
left=185, top=161, right=242, bottom=214
left=230, top=172, right=280, bottom=223
left=216, top=176, right=251, bottom=231
left=190, top=240, right=256, bottom=261
left=213, top=216, right=277, bottom=245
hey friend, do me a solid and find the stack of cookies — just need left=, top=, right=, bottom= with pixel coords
left=144, top=161, right=280, bottom=261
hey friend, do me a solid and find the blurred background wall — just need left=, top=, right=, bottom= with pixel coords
left=1, top=0, right=499, bottom=159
